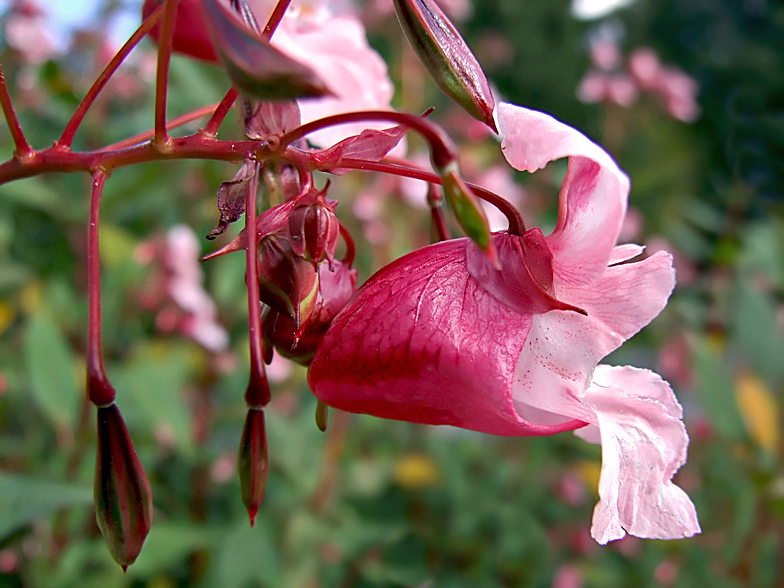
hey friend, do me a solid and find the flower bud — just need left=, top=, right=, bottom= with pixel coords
left=238, top=408, right=269, bottom=526
left=439, top=164, right=498, bottom=268
left=393, top=0, right=496, bottom=131
left=288, top=190, right=340, bottom=266
left=258, top=235, right=320, bottom=329
left=263, top=260, right=357, bottom=365
left=94, top=404, right=153, bottom=570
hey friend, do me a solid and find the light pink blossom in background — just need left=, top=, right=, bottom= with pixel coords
left=310, top=103, right=701, bottom=544
left=577, top=42, right=701, bottom=122
left=242, top=0, right=398, bottom=149
left=4, top=0, right=59, bottom=64
left=551, top=564, right=583, bottom=588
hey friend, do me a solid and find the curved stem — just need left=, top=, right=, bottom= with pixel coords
left=319, top=158, right=525, bottom=235
left=0, top=64, right=33, bottom=158
left=154, top=0, right=180, bottom=147
left=86, top=170, right=116, bottom=406
left=278, top=110, right=459, bottom=169
left=244, top=160, right=271, bottom=407
left=104, top=102, right=219, bottom=150
left=203, top=88, right=239, bottom=137
left=58, top=4, right=164, bottom=148
left=338, top=221, right=355, bottom=266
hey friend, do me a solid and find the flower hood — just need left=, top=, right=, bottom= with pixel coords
left=308, top=102, right=700, bottom=543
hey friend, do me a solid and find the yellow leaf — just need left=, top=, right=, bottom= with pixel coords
left=0, top=301, right=14, bottom=335
left=736, top=373, right=779, bottom=455
left=393, top=453, right=440, bottom=489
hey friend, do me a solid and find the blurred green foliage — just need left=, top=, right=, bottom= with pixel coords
left=1, top=0, right=784, bottom=586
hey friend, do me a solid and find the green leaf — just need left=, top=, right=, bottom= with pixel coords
left=23, top=313, right=79, bottom=430
left=0, top=472, right=92, bottom=539
left=732, top=282, right=784, bottom=383
left=127, top=523, right=212, bottom=577
left=693, top=340, right=745, bottom=439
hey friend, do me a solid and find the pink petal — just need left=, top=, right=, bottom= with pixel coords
left=495, top=103, right=630, bottom=285
left=512, top=251, right=675, bottom=425
left=576, top=365, right=701, bottom=543
left=309, top=237, right=584, bottom=436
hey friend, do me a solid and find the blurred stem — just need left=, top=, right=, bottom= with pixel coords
left=338, top=222, right=355, bottom=266
left=58, top=4, right=164, bottom=148
left=104, top=102, right=218, bottom=150
left=310, top=409, right=351, bottom=513
left=203, top=88, right=240, bottom=137
left=244, top=160, right=272, bottom=407
left=427, top=183, right=450, bottom=241
left=0, top=64, right=33, bottom=159
left=263, top=0, right=292, bottom=39
left=201, top=0, right=291, bottom=138
left=154, top=0, right=180, bottom=147
left=318, top=157, right=525, bottom=235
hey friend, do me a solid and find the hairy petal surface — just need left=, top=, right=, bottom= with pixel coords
left=575, top=366, right=701, bottom=543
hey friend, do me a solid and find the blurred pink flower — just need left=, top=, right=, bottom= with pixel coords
left=310, top=103, right=700, bottom=543
left=552, top=564, right=583, bottom=588
left=137, top=225, right=229, bottom=352
left=4, top=0, right=59, bottom=64
left=629, top=48, right=701, bottom=122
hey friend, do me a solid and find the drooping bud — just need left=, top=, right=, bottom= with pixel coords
left=393, top=0, right=496, bottom=132
left=94, top=404, right=153, bottom=570
left=439, top=163, right=498, bottom=268
left=288, top=189, right=340, bottom=266
left=238, top=407, right=269, bottom=526
left=263, top=260, right=357, bottom=365
left=199, top=0, right=332, bottom=100
left=258, top=235, right=320, bottom=329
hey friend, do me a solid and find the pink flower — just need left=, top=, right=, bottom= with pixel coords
left=309, top=103, right=700, bottom=543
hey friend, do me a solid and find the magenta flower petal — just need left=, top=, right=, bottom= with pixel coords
left=575, top=366, right=701, bottom=543
left=495, top=103, right=629, bottom=285
left=309, top=236, right=585, bottom=436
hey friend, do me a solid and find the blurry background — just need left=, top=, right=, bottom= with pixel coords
left=0, top=0, right=783, bottom=586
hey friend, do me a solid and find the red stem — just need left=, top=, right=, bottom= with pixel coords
left=427, top=184, right=450, bottom=241
left=87, top=170, right=116, bottom=406
left=154, top=0, right=180, bottom=146
left=244, top=161, right=271, bottom=407
left=104, top=103, right=219, bottom=150
left=279, top=111, right=459, bottom=169
left=203, top=88, right=240, bottom=137
left=338, top=222, right=355, bottom=266
left=201, top=0, right=291, bottom=138
left=0, top=64, right=33, bottom=158
left=262, top=0, right=292, bottom=39
left=319, top=158, right=525, bottom=235
left=0, top=134, right=270, bottom=184
left=58, top=4, right=164, bottom=148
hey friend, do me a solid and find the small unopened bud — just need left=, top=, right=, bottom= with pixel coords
left=394, top=0, right=496, bottom=131
left=94, top=404, right=153, bottom=570
left=238, top=408, right=269, bottom=526
left=263, top=260, right=357, bottom=365
left=258, top=236, right=320, bottom=329
left=439, top=164, right=498, bottom=267
left=288, top=189, right=340, bottom=266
